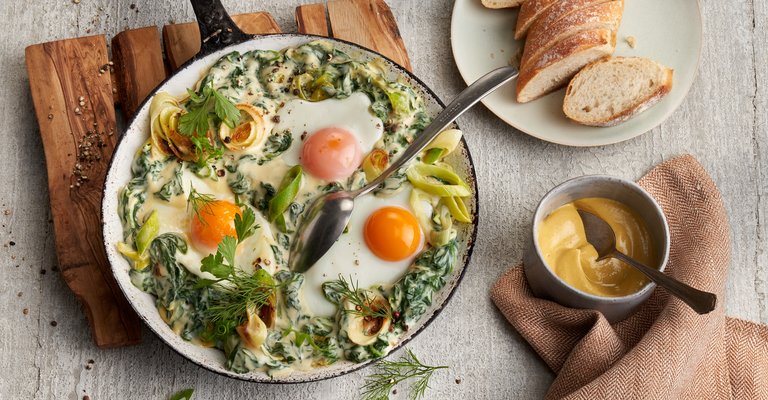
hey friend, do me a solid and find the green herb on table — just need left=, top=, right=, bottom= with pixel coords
left=169, top=388, right=194, bottom=400
left=325, top=275, right=392, bottom=320
left=360, top=348, right=448, bottom=400
left=178, top=84, right=240, bottom=166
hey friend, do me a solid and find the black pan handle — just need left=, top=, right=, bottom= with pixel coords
left=190, top=0, right=250, bottom=57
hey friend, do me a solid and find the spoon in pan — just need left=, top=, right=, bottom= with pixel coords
left=288, top=65, right=519, bottom=273
left=577, top=209, right=717, bottom=314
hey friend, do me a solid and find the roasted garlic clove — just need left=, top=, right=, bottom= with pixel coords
left=219, top=103, right=267, bottom=151
left=236, top=306, right=269, bottom=351
left=345, top=295, right=392, bottom=346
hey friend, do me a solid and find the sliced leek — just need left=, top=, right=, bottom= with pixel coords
left=406, top=163, right=471, bottom=198
left=443, top=196, right=472, bottom=223
left=362, top=149, right=389, bottom=182
left=268, top=165, right=303, bottom=231
left=219, top=103, right=266, bottom=151
left=117, top=210, right=159, bottom=270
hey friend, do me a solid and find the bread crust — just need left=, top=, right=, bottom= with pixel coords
left=520, top=0, right=615, bottom=41
left=562, top=57, right=674, bottom=126
left=481, top=0, right=525, bottom=9
left=520, top=1, right=624, bottom=71
left=515, top=0, right=559, bottom=39
left=516, top=29, right=615, bottom=103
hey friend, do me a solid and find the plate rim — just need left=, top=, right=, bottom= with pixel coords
left=449, top=0, right=703, bottom=147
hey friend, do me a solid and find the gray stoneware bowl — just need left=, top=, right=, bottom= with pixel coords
left=523, top=175, right=670, bottom=323
left=101, top=0, right=478, bottom=384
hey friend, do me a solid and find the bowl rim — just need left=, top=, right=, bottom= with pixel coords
left=100, top=33, right=480, bottom=383
left=530, top=174, right=671, bottom=303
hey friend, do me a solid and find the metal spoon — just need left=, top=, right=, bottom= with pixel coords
left=577, top=209, right=717, bottom=314
left=288, top=65, right=519, bottom=273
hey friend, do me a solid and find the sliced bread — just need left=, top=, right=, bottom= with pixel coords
left=481, top=0, right=525, bottom=9
left=516, top=29, right=615, bottom=103
left=563, top=57, right=674, bottom=126
left=520, top=0, right=614, bottom=40
left=519, top=1, right=623, bottom=71
left=515, top=0, right=559, bottom=39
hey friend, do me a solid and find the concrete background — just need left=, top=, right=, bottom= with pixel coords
left=1, top=0, right=765, bottom=399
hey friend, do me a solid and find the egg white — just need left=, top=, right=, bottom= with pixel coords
left=273, top=92, right=384, bottom=167
left=141, top=166, right=277, bottom=280
left=302, top=188, right=424, bottom=317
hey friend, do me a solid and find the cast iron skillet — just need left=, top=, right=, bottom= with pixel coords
left=102, top=0, right=479, bottom=383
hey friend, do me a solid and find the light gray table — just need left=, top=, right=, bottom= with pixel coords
left=2, top=1, right=765, bottom=399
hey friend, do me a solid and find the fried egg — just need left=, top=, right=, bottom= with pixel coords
left=141, top=166, right=277, bottom=279
left=272, top=92, right=384, bottom=180
left=302, top=188, right=424, bottom=317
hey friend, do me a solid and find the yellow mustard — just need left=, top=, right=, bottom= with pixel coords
left=537, top=197, right=656, bottom=297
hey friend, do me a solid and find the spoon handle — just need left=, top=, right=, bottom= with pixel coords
left=356, top=65, right=519, bottom=197
left=612, top=251, right=717, bottom=314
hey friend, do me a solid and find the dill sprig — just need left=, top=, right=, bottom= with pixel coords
left=360, top=348, right=448, bottom=400
left=332, top=274, right=392, bottom=320
left=186, top=186, right=216, bottom=223
left=202, top=270, right=281, bottom=327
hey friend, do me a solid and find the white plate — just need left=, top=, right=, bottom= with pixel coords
left=450, top=0, right=702, bottom=147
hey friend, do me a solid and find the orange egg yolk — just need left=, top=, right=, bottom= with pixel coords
left=190, top=200, right=241, bottom=253
left=364, top=207, right=422, bottom=262
left=301, top=127, right=362, bottom=181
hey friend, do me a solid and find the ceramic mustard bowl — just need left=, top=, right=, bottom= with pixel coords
left=523, top=175, right=670, bottom=323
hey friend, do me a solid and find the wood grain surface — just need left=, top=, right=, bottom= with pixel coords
left=111, top=27, right=167, bottom=118
left=6, top=0, right=767, bottom=399
left=24, top=35, right=142, bottom=348
left=163, top=12, right=281, bottom=70
left=296, top=3, right=330, bottom=36
left=327, top=0, right=413, bottom=70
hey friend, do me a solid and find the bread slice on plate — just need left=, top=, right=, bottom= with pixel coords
left=481, top=0, right=525, bottom=9
left=563, top=57, right=674, bottom=126
left=516, top=29, right=616, bottom=103
left=520, top=1, right=624, bottom=71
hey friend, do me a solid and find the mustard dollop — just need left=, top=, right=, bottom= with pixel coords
left=537, top=197, right=656, bottom=297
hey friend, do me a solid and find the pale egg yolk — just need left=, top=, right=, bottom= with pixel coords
left=301, top=127, right=362, bottom=181
left=364, top=207, right=422, bottom=262
left=190, top=200, right=241, bottom=253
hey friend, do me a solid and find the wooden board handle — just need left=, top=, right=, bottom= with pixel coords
left=25, top=35, right=142, bottom=347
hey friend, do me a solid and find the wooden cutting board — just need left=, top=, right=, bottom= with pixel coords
left=25, top=0, right=411, bottom=348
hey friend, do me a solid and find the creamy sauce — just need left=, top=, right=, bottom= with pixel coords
left=118, top=41, right=464, bottom=375
left=537, top=198, right=655, bottom=297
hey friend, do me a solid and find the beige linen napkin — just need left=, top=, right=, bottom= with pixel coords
left=490, top=155, right=768, bottom=399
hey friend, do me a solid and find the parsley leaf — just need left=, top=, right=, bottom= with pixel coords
left=169, top=388, right=194, bottom=400
left=177, top=84, right=240, bottom=167
left=200, top=251, right=231, bottom=279
left=218, top=235, right=237, bottom=268
left=235, top=207, right=258, bottom=242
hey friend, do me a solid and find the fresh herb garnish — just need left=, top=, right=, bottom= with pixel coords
left=186, top=186, right=216, bottom=223
left=192, top=205, right=282, bottom=340
left=178, top=84, right=240, bottom=166
left=329, top=275, right=392, bottom=320
left=360, top=348, right=448, bottom=400
left=169, top=388, right=194, bottom=400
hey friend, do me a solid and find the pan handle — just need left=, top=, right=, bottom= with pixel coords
left=190, top=0, right=250, bottom=56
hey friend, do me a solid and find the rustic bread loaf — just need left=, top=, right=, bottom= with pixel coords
left=516, top=29, right=615, bottom=103
left=519, top=1, right=623, bottom=71
left=517, top=0, right=614, bottom=39
left=563, top=57, right=674, bottom=126
left=481, top=0, right=525, bottom=9
left=515, top=0, right=559, bottom=39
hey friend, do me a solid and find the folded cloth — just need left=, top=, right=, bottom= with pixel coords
left=490, top=155, right=768, bottom=399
